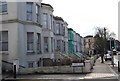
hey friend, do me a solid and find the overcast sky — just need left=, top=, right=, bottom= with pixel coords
left=42, top=0, right=119, bottom=39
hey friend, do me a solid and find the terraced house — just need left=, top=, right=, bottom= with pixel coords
left=0, top=1, right=43, bottom=71
left=68, top=28, right=84, bottom=58
left=53, top=16, right=69, bottom=62
left=0, top=1, right=84, bottom=72
left=41, top=3, right=54, bottom=66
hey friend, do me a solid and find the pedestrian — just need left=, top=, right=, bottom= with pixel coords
left=100, top=54, right=104, bottom=63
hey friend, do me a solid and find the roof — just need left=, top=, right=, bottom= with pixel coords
left=68, top=28, right=73, bottom=31
left=41, top=3, right=53, bottom=9
left=84, top=35, right=93, bottom=38
left=53, top=16, right=64, bottom=21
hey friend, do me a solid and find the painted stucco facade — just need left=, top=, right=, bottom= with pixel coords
left=1, top=1, right=43, bottom=69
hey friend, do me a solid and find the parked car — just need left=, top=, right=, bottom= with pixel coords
left=104, top=54, right=112, bottom=61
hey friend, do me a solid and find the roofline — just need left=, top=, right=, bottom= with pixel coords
left=84, top=35, right=93, bottom=38
left=41, top=3, right=53, bottom=9
left=53, top=16, right=64, bottom=21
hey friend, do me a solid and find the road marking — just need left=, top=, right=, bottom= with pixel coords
left=85, top=73, right=116, bottom=79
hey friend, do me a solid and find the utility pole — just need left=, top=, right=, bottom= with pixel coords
left=111, top=39, right=114, bottom=67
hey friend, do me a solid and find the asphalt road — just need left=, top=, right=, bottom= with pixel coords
left=2, top=79, right=119, bottom=81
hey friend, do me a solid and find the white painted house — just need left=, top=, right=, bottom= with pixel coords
left=0, top=1, right=43, bottom=70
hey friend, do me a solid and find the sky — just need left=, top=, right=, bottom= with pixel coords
left=42, top=0, right=119, bottom=39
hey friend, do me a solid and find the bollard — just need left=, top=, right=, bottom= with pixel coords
left=118, top=61, right=120, bottom=72
left=13, top=65, right=16, bottom=78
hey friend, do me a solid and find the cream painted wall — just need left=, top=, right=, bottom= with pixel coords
left=1, top=2, right=18, bottom=21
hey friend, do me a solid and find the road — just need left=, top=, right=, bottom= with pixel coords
left=2, top=79, right=119, bottom=81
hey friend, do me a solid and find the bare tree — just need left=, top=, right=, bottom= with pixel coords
left=94, top=27, right=116, bottom=63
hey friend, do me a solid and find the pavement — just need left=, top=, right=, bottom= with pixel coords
left=85, top=57, right=118, bottom=79
left=2, top=57, right=119, bottom=81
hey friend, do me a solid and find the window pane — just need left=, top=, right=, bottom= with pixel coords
left=56, top=40, right=61, bottom=51
left=44, top=37, right=48, bottom=52
left=37, top=33, right=41, bottom=52
left=1, top=31, right=8, bottom=51
left=2, top=4, right=7, bottom=12
left=2, top=31, right=8, bottom=42
left=36, top=5, right=40, bottom=23
left=43, top=13, right=48, bottom=28
left=0, top=31, right=1, bottom=41
left=26, top=3, right=32, bottom=12
left=0, top=5, right=2, bottom=13
left=27, top=12, right=32, bottom=21
left=26, top=3, right=32, bottom=21
left=2, top=42, right=8, bottom=51
left=37, top=15, right=40, bottom=23
left=0, top=2, right=7, bottom=13
left=51, top=37, right=53, bottom=52
left=27, top=32, right=34, bottom=51
left=36, top=5, right=39, bottom=14
left=56, top=23, right=60, bottom=34
left=50, top=15, right=52, bottom=30
left=64, top=42, right=65, bottom=52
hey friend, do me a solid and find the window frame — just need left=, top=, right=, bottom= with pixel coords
left=56, top=40, right=61, bottom=51
left=43, top=13, right=48, bottom=29
left=26, top=2, right=33, bottom=21
left=0, top=1, right=7, bottom=13
left=44, top=37, right=49, bottom=52
left=36, top=4, right=40, bottom=23
left=37, top=33, right=41, bottom=53
left=27, top=32, right=34, bottom=52
left=50, top=15, right=53, bottom=30
left=56, top=23, right=60, bottom=34
left=0, top=31, right=8, bottom=52
left=51, top=37, right=53, bottom=52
